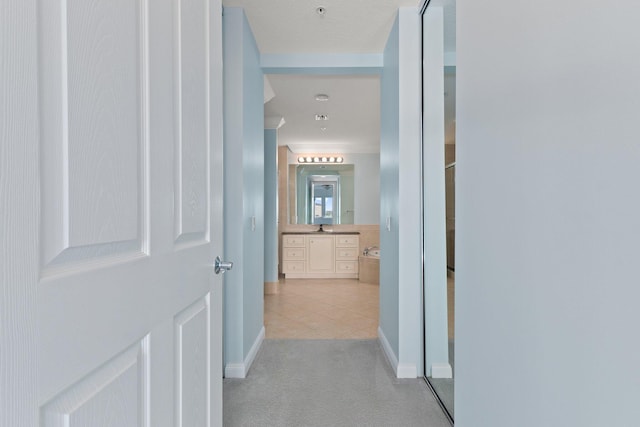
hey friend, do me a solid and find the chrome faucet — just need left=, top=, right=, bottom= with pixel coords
left=317, top=224, right=324, bottom=232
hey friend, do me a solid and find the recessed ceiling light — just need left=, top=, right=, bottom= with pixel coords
left=315, top=94, right=329, bottom=101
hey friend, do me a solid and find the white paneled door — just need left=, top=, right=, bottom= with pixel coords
left=1, top=0, right=224, bottom=426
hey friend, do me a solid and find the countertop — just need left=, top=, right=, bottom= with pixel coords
left=281, top=231, right=360, bottom=235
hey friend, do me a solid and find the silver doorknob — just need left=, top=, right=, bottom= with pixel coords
left=214, top=256, right=233, bottom=274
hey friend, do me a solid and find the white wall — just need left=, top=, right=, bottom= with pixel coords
left=456, top=0, right=640, bottom=425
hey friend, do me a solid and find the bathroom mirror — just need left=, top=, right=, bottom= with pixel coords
left=289, top=164, right=354, bottom=225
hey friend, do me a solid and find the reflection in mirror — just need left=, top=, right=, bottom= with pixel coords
left=422, top=0, right=456, bottom=422
left=310, top=178, right=338, bottom=224
left=289, top=164, right=354, bottom=225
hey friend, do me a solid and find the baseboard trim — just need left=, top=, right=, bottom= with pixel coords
left=431, top=362, right=453, bottom=379
left=397, top=363, right=418, bottom=378
left=224, top=326, right=265, bottom=379
left=264, top=281, right=280, bottom=294
left=244, top=326, right=265, bottom=376
left=378, top=327, right=418, bottom=378
left=378, top=326, right=399, bottom=376
left=224, top=363, right=245, bottom=378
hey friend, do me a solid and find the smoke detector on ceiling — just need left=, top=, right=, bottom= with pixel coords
left=315, top=94, right=329, bottom=101
left=315, top=114, right=329, bottom=121
left=316, top=6, right=326, bottom=17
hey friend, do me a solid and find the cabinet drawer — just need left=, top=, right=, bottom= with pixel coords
left=284, top=248, right=305, bottom=260
left=335, top=235, right=358, bottom=247
left=283, top=235, right=305, bottom=247
left=336, top=248, right=358, bottom=260
left=283, top=261, right=305, bottom=273
left=336, top=261, right=358, bottom=272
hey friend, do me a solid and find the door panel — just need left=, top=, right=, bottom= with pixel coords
left=175, top=296, right=210, bottom=426
left=41, top=338, right=149, bottom=427
left=39, top=0, right=149, bottom=274
left=176, top=0, right=210, bottom=245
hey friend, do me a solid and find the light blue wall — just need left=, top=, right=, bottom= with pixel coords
left=223, top=7, right=264, bottom=368
left=261, top=53, right=382, bottom=75
left=379, top=16, right=401, bottom=358
left=264, top=129, right=278, bottom=283
left=396, top=8, right=422, bottom=377
left=456, top=0, right=640, bottom=425
left=379, top=8, right=422, bottom=377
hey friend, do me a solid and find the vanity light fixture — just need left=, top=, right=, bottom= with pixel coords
left=297, top=155, right=344, bottom=164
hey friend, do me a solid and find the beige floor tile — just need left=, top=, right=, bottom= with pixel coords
left=264, top=278, right=379, bottom=340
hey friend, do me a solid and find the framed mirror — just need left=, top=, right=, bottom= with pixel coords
left=289, top=164, right=354, bottom=225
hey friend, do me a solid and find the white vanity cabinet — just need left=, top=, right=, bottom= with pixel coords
left=282, top=233, right=359, bottom=279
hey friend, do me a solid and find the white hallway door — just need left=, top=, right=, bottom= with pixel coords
left=1, top=0, right=224, bottom=426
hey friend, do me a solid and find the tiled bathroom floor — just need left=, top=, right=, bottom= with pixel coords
left=264, top=278, right=379, bottom=339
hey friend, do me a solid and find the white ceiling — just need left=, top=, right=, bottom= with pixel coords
left=223, top=0, right=455, bottom=155
left=222, top=0, right=421, bottom=54
left=264, top=74, right=380, bottom=154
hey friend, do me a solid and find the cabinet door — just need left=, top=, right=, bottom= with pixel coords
left=307, top=236, right=335, bottom=273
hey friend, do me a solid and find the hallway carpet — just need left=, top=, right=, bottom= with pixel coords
left=223, top=339, right=451, bottom=427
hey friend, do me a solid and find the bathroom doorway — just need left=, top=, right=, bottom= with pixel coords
left=265, top=73, right=382, bottom=340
